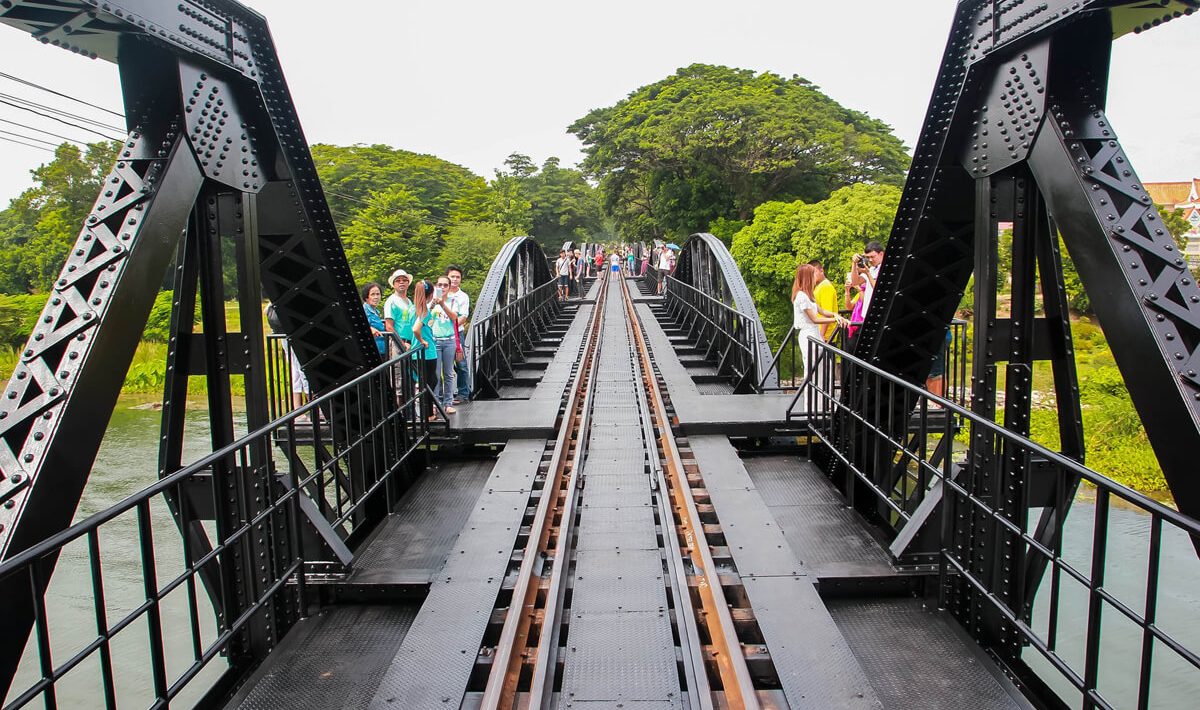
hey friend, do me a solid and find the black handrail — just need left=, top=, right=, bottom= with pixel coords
left=793, top=337, right=1200, bottom=709
left=660, top=275, right=761, bottom=393
left=0, top=348, right=428, bottom=708
left=469, top=279, right=561, bottom=398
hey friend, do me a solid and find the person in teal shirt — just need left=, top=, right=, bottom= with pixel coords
left=412, top=279, right=450, bottom=421
left=384, top=269, right=415, bottom=352
left=426, top=275, right=460, bottom=414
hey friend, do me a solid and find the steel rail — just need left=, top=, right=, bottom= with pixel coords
left=480, top=276, right=610, bottom=709
left=621, top=277, right=761, bottom=708
left=622, top=278, right=712, bottom=709
left=525, top=282, right=606, bottom=706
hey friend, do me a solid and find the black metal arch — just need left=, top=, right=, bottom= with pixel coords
left=465, top=236, right=555, bottom=397
left=471, top=236, right=555, bottom=334
left=673, top=233, right=776, bottom=388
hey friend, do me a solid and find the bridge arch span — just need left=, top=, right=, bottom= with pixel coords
left=671, top=233, right=776, bottom=390
left=467, top=236, right=556, bottom=398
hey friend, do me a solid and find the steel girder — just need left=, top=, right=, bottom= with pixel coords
left=673, top=233, right=776, bottom=390
left=850, top=0, right=1200, bottom=503
left=834, top=0, right=1199, bottom=661
left=0, top=2, right=405, bottom=678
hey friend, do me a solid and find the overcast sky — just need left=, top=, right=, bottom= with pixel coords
left=0, top=1, right=1196, bottom=205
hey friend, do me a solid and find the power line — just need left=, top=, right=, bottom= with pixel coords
left=0, top=71, right=124, bottom=118
left=0, top=128, right=58, bottom=148
left=0, top=117, right=89, bottom=146
left=0, top=134, right=54, bottom=153
left=325, top=189, right=452, bottom=228
left=0, top=92, right=125, bottom=133
left=0, top=98, right=123, bottom=141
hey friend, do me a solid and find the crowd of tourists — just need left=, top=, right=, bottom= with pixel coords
left=360, top=265, right=471, bottom=421
left=553, top=243, right=681, bottom=302
left=790, top=240, right=947, bottom=395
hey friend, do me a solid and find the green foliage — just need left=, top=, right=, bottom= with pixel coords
left=730, top=183, right=902, bottom=347
left=1059, top=237, right=1090, bottom=314
left=707, top=217, right=746, bottom=247
left=143, top=291, right=176, bottom=343
left=1158, top=205, right=1192, bottom=252
left=311, top=143, right=482, bottom=229
left=570, top=63, right=910, bottom=239
left=730, top=200, right=809, bottom=346
left=0, top=294, right=46, bottom=347
left=341, top=186, right=441, bottom=284
left=0, top=141, right=121, bottom=293
left=436, top=222, right=515, bottom=297
left=789, top=183, right=901, bottom=272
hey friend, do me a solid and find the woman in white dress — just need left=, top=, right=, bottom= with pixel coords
left=792, top=263, right=848, bottom=390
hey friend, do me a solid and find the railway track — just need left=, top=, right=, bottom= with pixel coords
left=472, top=275, right=782, bottom=708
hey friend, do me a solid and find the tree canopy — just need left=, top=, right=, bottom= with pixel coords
left=730, top=183, right=902, bottom=344
left=569, top=64, right=910, bottom=240
left=0, top=141, right=120, bottom=293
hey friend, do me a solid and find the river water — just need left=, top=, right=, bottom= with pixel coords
left=5, top=400, right=1199, bottom=708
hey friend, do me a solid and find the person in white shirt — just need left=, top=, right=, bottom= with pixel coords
left=556, top=249, right=572, bottom=301
left=793, top=264, right=849, bottom=391
left=609, top=252, right=621, bottom=279
left=445, top=264, right=471, bottom=403
left=656, top=246, right=673, bottom=294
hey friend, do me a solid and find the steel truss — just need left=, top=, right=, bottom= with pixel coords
left=0, top=0, right=421, bottom=694
left=834, top=0, right=1200, bottom=670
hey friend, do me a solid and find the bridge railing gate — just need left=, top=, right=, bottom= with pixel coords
left=0, top=351, right=427, bottom=708
left=792, top=339, right=1200, bottom=708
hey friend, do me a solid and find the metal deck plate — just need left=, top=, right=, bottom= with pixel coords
left=743, top=456, right=844, bottom=506
left=365, top=441, right=542, bottom=708
left=827, top=597, right=1032, bottom=710
left=571, top=549, right=667, bottom=613
left=740, top=576, right=882, bottom=709
left=223, top=604, right=419, bottom=710
left=636, top=304, right=803, bottom=434
left=741, top=455, right=898, bottom=578
left=560, top=611, right=682, bottom=707
left=350, top=460, right=494, bottom=585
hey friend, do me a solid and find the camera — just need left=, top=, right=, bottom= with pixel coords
left=854, top=254, right=869, bottom=269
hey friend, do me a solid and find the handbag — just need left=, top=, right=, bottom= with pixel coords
left=453, top=324, right=465, bottom=363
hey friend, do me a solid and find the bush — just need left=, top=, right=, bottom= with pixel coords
left=0, top=293, right=49, bottom=347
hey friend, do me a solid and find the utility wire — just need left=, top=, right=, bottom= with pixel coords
left=0, top=134, right=55, bottom=153
left=0, top=98, right=123, bottom=141
left=0, top=128, right=58, bottom=147
left=0, top=92, right=125, bottom=133
left=0, top=117, right=89, bottom=146
left=0, top=71, right=124, bottom=118
left=325, top=189, right=452, bottom=228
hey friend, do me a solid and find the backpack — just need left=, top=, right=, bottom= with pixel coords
left=265, top=302, right=284, bottom=333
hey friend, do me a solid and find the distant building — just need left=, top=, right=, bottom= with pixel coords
left=1145, top=179, right=1200, bottom=266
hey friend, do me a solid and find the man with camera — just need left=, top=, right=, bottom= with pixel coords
left=845, top=241, right=884, bottom=336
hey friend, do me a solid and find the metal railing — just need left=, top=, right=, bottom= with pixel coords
left=795, top=338, right=1200, bottom=709
left=764, top=319, right=968, bottom=406
left=660, top=275, right=761, bottom=393
left=0, top=350, right=427, bottom=709
left=469, top=279, right=562, bottom=399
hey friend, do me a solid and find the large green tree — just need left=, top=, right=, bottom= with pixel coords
left=311, top=143, right=483, bottom=230
left=0, top=141, right=121, bottom=293
left=569, top=64, right=910, bottom=239
left=340, top=186, right=440, bottom=285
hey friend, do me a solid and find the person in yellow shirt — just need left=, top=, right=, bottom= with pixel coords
left=808, top=260, right=840, bottom=340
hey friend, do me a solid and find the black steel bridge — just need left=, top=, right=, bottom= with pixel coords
left=0, top=1, right=1198, bottom=708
